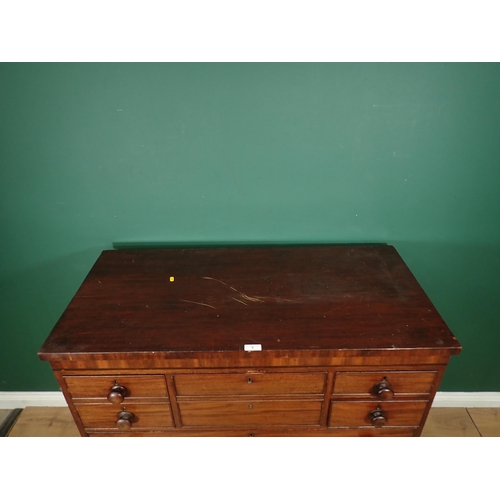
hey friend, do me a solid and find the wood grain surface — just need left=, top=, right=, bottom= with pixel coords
left=39, top=245, right=461, bottom=361
left=6, top=406, right=500, bottom=437
left=467, top=408, right=500, bottom=436
left=7, top=407, right=79, bottom=437
left=420, top=408, right=480, bottom=437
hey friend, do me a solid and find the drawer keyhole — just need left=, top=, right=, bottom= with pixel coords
left=248, top=404, right=253, bottom=410
left=247, top=377, right=253, bottom=384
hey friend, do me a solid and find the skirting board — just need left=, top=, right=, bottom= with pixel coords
left=433, top=392, right=500, bottom=408
left=0, top=392, right=67, bottom=409
left=0, top=391, right=500, bottom=409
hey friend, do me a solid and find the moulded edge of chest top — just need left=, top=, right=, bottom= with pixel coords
left=41, top=347, right=459, bottom=370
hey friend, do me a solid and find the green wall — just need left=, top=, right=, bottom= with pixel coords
left=1, top=63, right=499, bottom=392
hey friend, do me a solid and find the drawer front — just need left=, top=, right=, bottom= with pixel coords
left=76, top=403, right=174, bottom=430
left=174, top=372, right=326, bottom=396
left=328, top=401, right=428, bottom=428
left=333, top=371, right=437, bottom=396
left=64, top=375, right=168, bottom=400
left=179, top=400, right=323, bottom=427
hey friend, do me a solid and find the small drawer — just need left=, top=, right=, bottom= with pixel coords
left=179, top=400, right=323, bottom=427
left=333, top=371, right=437, bottom=398
left=64, top=375, right=168, bottom=402
left=328, top=401, right=428, bottom=428
left=76, top=403, right=174, bottom=430
left=174, top=372, right=326, bottom=396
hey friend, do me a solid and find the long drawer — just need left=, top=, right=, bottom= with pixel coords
left=174, top=372, right=326, bottom=396
left=179, top=400, right=323, bottom=427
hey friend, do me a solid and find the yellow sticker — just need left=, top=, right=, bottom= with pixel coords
left=170, top=276, right=175, bottom=282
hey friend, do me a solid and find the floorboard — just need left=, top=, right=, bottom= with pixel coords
left=421, top=407, right=481, bottom=437
left=467, top=408, right=500, bottom=437
left=7, top=407, right=79, bottom=437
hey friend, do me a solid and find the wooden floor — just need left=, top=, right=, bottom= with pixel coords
left=1, top=406, right=499, bottom=436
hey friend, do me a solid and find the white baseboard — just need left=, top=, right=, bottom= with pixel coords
left=1, top=391, right=500, bottom=409
left=432, top=392, right=500, bottom=408
left=0, top=391, right=67, bottom=409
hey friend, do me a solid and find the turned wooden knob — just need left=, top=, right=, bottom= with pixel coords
left=116, top=410, right=134, bottom=430
left=369, top=407, right=388, bottom=427
left=373, top=378, right=394, bottom=400
left=108, top=384, right=127, bottom=404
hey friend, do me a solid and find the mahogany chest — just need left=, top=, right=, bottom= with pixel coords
left=38, top=244, right=461, bottom=436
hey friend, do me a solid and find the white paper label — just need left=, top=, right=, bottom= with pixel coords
left=244, top=344, right=262, bottom=351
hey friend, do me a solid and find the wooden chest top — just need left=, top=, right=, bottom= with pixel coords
left=38, top=244, right=461, bottom=361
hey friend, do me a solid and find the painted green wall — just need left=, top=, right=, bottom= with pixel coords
left=1, top=63, right=499, bottom=392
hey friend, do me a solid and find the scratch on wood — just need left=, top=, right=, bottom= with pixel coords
left=322, top=303, right=347, bottom=315
left=239, top=293, right=264, bottom=303
left=230, top=297, right=248, bottom=306
left=202, top=276, right=267, bottom=303
left=250, top=296, right=293, bottom=303
left=202, top=276, right=238, bottom=292
left=180, top=299, right=216, bottom=309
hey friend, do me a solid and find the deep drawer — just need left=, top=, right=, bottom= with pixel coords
left=64, top=375, right=168, bottom=401
left=174, top=372, right=326, bottom=396
left=333, top=371, right=437, bottom=397
left=76, top=403, right=174, bottom=430
left=328, top=401, right=428, bottom=428
left=179, top=400, right=323, bottom=427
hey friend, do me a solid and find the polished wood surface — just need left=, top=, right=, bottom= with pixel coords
left=38, top=245, right=461, bottom=436
left=178, top=400, right=323, bottom=427
left=64, top=374, right=169, bottom=400
left=332, top=370, right=437, bottom=396
left=76, top=403, right=174, bottom=430
left=6, top=406, right=499, bottom=437
left=39, top=245, right=461, bottom=361
left=174, top=372, right=326, bottom=396
left=329, top=401, right=428, bottom=427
